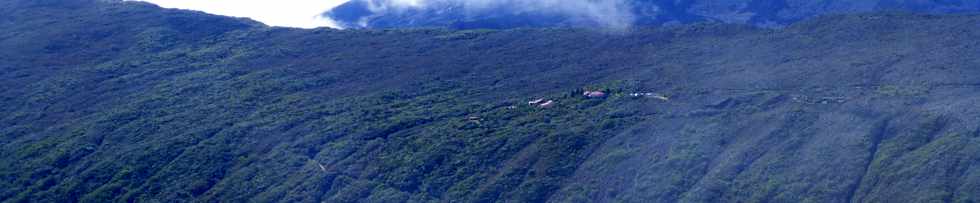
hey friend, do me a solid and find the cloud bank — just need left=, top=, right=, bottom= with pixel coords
left=335, top=0, right=635, bottom=30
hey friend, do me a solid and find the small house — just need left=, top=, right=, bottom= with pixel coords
left=529, top=98, right=545, bottom=105
left=539, top=100, right=556, bottom=108
left=583, top=91, right=607, bottom=98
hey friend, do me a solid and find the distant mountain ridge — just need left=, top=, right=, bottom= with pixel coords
left=326, top=0, right=980, bottom=29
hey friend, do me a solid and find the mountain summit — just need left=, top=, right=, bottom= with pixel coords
left=326, top=0, right=980, bottom=29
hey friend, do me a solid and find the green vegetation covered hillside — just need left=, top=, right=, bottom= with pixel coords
left=2, top=0, right=980, bottom=202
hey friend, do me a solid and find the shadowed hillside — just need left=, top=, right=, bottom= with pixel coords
left=2, top=0, right=980, bottom=202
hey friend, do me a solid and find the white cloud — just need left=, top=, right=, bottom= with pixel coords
left=354, top=0, right=634, bottom=30
left=131, top=0, right=350, bottom=28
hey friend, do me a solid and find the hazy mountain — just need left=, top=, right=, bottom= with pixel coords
left=326, top=0, right=980, bottom=29
left=3, top=0, right=980, bottom=202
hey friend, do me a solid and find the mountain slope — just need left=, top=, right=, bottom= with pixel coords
left=2, top=0, right=980, bottom=202
left=326, top=0, right=980, bottom=29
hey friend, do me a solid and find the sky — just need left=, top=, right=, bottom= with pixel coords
left=132, top=0, right=349, bottom=28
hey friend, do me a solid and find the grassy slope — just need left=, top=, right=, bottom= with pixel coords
left=1, top=1, right=980, bottom=202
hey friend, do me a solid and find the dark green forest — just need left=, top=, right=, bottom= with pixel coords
left=2, top=0, right=980, bottom=202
